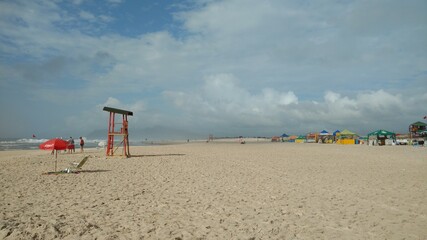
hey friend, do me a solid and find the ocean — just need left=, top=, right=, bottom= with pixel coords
left=0, top=138, right=147, bottom=151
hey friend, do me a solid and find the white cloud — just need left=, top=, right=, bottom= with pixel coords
left=99, top=15, right=114, bottom=23
left=79, top=10, right=96, bottom=21
left=1, top=0, right=426, bottom=138
left=102, top=97, right=122, bottom=108
left=262, top=89, right=298, bottom=106
left=107, top=0, right=123, bottom=4
left=98, top=98, right=146, bottom=119
left=71, top=0, right=85, bottom=5
left=324, top=92, right=340, bottom=103
left=164, top=73, right=299, bottom=128
left=79, top=11, right=114, bottom=23
left=65, top=97, right=147, bottom=136
left=164, top=74, right=422, bottom=135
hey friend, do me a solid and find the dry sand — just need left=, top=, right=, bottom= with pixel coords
left=0, top=142, right=426, bottom=239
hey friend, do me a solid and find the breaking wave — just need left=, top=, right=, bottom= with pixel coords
left=0, top=138, right=146, bottom=151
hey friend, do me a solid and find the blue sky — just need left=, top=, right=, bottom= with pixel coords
left=0, top=0, right=426, bottom=139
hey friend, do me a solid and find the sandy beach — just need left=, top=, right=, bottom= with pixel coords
left=0, top=142, right=426, bottom=239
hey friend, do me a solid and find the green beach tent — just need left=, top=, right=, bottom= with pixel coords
left=367, top=129, right=396, bottom=139
left=367, top=129, right=396, bottom=146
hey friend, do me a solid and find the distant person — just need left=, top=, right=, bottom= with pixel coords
left=68, top=137, right=75, bottom=153
left=79, top=137, right=84, bottom=152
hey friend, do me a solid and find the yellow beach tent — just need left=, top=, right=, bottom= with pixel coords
left=336, top=129, right=358, bottom=144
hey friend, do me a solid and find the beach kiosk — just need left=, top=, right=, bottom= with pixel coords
left=336, top=129, right=358, bottom=144
left=367, top=129, right=396, bottom=146
left=333, top=130, right=341, bottom=142
left=306, top=133, right=318, bottom=143
left=103, top=106, right=133, bottom=157
left=295, top=135, right=307, bottom=143
left=409, top=121, right=427, bottom=145
left=281, top=133, right=290, bottom=142
left=319, top=130, right=333, bottom=143
left=288, top=135, right=297, bottom=143
left=271, top=136, right=281, bottom=142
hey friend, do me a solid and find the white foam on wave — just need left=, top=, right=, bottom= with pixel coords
left=16, top=138, right=49, bottom=143
left=97, top=141, right=106, bottom=147
left=0, top=137, right=146, bottom=150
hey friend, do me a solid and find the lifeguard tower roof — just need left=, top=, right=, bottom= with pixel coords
left=103, top=107, right=133, bottom=116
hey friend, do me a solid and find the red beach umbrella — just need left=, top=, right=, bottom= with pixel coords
left=39, top=138, right=69, bottom=151
left=39, top=138, right=69, bottom=171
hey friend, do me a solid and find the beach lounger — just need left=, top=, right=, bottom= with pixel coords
left=42, top=156, right=89, bottom=175
left=68, top=156, right=89, bottom=172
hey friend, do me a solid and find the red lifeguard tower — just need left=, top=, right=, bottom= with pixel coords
left=103, top=106, right=133, bottom=157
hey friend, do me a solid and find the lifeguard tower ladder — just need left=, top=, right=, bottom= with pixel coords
left=103, top=107, right=133, bottom=157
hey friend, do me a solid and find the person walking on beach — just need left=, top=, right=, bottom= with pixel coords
left=79, top=137, right=84, bottom=153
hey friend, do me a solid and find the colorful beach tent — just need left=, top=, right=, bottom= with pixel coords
left=340, top=129, right=357, bottom=136
left=281, top=133, right=289, bottom=137
left=288, top=135, right=297, bottom=142
left=368, top=129, right=396, bottom=145
left=367, top=129, right=396, bottom=139
left=319, top=130, right=330, bottom=135
left=295, top=135, right=306, bottom=143
left=336, top=129, right=358, bottom=144
left=333, top=130, right=340, bottom=136
left=318, top=130, right=333, bottom=143
left=271, top=136, right=281, bottom=142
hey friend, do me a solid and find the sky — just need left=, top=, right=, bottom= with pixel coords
left=0, top=0, right=426, bottom=140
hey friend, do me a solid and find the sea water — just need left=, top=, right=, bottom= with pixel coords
left=0, top=138, right=147, bottom=151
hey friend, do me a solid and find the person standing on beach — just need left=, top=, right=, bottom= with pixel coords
left=79, top=137, right=84, bottom=152
left=68, top=137, right=75, bottom=153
